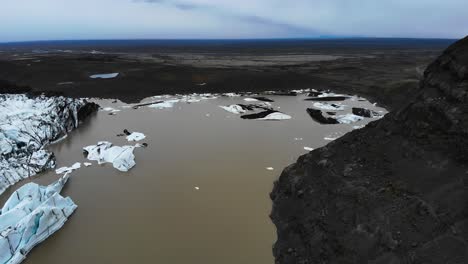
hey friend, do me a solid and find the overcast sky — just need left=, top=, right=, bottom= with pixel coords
left=0, top=0, right=467, bottom=42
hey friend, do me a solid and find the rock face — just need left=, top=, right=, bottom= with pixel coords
left=271, top=36, right=468, bottom=264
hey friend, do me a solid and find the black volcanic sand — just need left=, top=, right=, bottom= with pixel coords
left=270, top=37, right=468, bottom=263
left=0, top=39, right=454, bottom=109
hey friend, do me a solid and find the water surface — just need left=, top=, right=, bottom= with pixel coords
left=1, top=93, right=385, bottom=264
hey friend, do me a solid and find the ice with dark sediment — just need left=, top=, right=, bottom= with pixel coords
left=83, top=141, right=137, bottom=172
left=0, top=94, right=91, bottom=195
left=0, top=175, right=77, bottom=264
left=219, top=105, right=247, bottom=114
left=126, top=132, right=146, bottom=142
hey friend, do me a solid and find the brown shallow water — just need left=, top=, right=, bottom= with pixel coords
left=0, top=93, right=385, bottom=264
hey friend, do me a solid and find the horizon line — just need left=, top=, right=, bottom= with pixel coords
left=0, top=36, right=459, bottom=45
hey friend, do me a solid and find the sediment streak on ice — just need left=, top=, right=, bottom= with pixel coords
left=0, top=175, right=77, bottom=264
left=0, top=94, right=89, bottom=195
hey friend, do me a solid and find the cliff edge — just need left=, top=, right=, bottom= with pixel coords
left=270, top=36, right=468, bottom=263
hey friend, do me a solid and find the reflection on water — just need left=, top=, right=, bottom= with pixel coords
left=0, top=93, right=386, bottom=264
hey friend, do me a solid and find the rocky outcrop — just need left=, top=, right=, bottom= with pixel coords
left=271, top=36, right=468, bottom=264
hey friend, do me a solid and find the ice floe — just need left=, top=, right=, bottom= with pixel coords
left=336, top=114, right=364, bottom=124
left=304, top=147, right=314, bottom=151
left=259, top=112, right=292, bottom=120
left=102, top=107, right=120, bottom=113
left=148, top=99, right=180, bottom=109
left=83, top=141, right=136, bottom=172
left=244, top=98, right=259, bottom=102
left=0, top=94, right=91, bottom=195
left=84, top=162, right=92, bottom=167
left=55, top=162, right=81, bottom=175
left=0, top=175, right=76, bottom=264
left=219, top=105, right=247, bottom=114
left=89, top=73, right=119, bottom=79
left=313, top=102, right=345, bottom=111
left=126, top=132, right=146, bottom=142
left=266, top=167, right=274, bottom=171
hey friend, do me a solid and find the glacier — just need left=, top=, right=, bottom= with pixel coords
left=0, top=94, right=95, bottom=195
left=0, top=175, right=77, bottom=264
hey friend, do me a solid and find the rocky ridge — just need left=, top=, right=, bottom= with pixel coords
left=270, top=36, right=468, bottom=263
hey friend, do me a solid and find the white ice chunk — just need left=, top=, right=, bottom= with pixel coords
left=266, top=167, right=274, bottom=171
left=83, top=141, right=136, bottom=172
left=55, top=162, right=81, bottom=175
left=259, top=112, right=292, bottom=120
left=102, top=107, right=120, bottom=113
left=148, top=99, right=180, bottom=109
left=304, top=147, right=314, bottom=151
left=336, top=114, right=364, bottom=124
left=313, top=102, right=345, bottom=111
left=219, top=105, right=246, bottom=114
left=89, top=73, right=119, bottom=79
left=243, top=98, right=259, bottom=102
left=126, top=132, right=146, bottom=142
left=84, top=162, right=92, bottom=167
left=0, top=175, right=76, bottom=264
left=222, top=93, right=241, bottom=97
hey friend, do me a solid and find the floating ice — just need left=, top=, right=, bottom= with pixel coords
left=55, top=162, right=81, bottom=175
left=102, top=107, right=120, bottom=113
left=259, top=112, right=292, bottom=121
left=304, top=147, right=314, bottom=151
left=266, top=167, right=274, bottom=171
left=148, top=99, right=180, bottom=109
left=324, top=137, right=337, bottom=141
left=84, top=162, right=92, bottom=167
left=0, top=175, right=76, bottom=264
left=219, top=105, right=247, bottom=114
left=336, top=114, right=364, bottom=124
left=83, top=141, right=136, bottom=172
left=89, top=73, right=119, bottom=79
left=313, top=102, right=345, bottom=111
left=244, top=98, right=259, bottom=102
left=0, top=94, right=90, bottom=195
left=222, top=93, right=241, bottom=97
left=126, top=132, right=146, bottom=142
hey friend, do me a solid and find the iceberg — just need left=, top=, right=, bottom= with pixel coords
left=336, top=114, right=364, bottom=124
left=126, top=132, right=146, bottom=142
left=83, top=141, right=136, bottom=172
left=55, top=162, right=81, bottom=175
left=0, top=175, right=76, bottom=264
left=219, top=105, right=247, bottom=114
left=243, top=98, right=259, bottom=102
left=313, top=102, right=345, bottom=111
left=0, top=94, right=94, bottom=195
left=148, top=99, right=180, bottom=109
left=89, top=73, right=119, bottom=79
left=259, top=112, right=292, bottom=121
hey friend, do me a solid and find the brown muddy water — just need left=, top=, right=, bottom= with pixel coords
left=0, top=93, right=386, bottom=264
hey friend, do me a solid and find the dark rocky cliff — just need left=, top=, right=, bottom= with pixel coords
left=271, top=36, right=468, bottom=263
